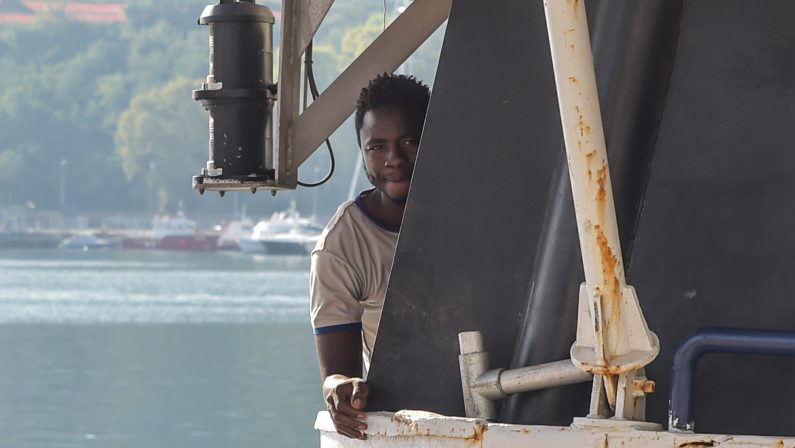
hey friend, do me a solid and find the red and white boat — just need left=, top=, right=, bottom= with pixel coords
left=122, top=214, right=218, bottom=251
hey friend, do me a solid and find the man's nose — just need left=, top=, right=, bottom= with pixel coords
left=385, top=143, right=408, bottom=167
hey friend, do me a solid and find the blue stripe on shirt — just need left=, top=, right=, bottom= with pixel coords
left=354, top=189, right=401, bottom=233
left=313, top=322, right=362, bottom=335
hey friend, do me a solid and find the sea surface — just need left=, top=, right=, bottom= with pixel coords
left=0, top=249, right=322, bottom=448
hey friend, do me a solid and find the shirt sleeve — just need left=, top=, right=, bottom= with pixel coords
left=310, top=249, right=364, bottom=334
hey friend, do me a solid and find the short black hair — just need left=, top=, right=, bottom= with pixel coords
left=354, top=73, right=431, bottom=145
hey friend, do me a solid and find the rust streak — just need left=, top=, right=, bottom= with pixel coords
left=569, top=76, right=578, bottom=84
left=594, top=224, right=621, bottom=317
left=586, top=151, right=596, bottom=182
left=594, top=164, right=620, bottom=317
left=577, top=113, right=591, bottom=138
left=596, top=163, right=607, bottom=223
left=678, top=442, right=717, bottom=448
left=466, top=422, right=488, bottom=447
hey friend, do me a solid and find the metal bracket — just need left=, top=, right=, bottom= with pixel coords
left=458, top=331, right=497, bottom=420
left=277, top=0, right=451, bottom=187
left=458, top=331, right=593, bottom=420
left=571, top=283, right=660, bottom=376
left=574, top=367, right=661, bottom=431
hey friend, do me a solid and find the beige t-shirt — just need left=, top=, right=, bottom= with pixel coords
left=310, top=194, right=399, bottom=369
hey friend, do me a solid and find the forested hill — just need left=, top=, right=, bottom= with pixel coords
left=0, top=0, right=442, bottom=220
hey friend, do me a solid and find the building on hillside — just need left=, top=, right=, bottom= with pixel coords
left=0, top=0, right=126, bottom=24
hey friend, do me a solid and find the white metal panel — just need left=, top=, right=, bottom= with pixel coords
left=316, top=411, right=795, bottom=447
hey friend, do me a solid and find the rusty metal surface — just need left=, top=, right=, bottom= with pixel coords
left=544, top=0, right=660, bottom=385
left=503, top=0, right=683, bottom=426
left=316, top=411, right=795, bottom=447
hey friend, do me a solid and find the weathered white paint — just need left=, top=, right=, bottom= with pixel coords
left=316, top=411, right=795, bottom=447
left=496, top=358, right=592, bottom=396
left=542, top=0, right=658, bottom=393
left=458, top=331, right=496, bottom=419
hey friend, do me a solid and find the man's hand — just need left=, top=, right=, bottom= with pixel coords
left=315, top=330, right=368, bottom=439
left=323, top=374, right=370, bottom=440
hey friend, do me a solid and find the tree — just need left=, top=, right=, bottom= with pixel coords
left=116, top=77, right=207, bottom=212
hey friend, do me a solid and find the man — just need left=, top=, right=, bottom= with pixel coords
left=310, top=73, right=431, bottom=440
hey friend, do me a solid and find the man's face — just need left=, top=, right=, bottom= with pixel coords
left=358, top=105, right=423, bottom=204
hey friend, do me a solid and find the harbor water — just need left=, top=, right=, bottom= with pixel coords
left=0, top=249, right=322, bottom=448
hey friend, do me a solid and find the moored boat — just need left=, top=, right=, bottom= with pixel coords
left=214, top=217, right=255, bottom=251
left=59, top=233, right=119, bottom=250
left=122, top=214, right=218, bottom=251
left=239, top=208, right=322, bottom=255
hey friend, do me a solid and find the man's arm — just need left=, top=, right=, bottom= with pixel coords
left=316, top=329, right=370, bottom=440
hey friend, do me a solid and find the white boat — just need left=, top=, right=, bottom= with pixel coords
left=239, top=207, right=323, bottom=255
left=214, top=218, right=255, bottom=251
left=59, top=233, right=118, bottom=250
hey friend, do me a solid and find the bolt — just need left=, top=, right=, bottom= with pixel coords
left=632, top=379, right=655, bottom=397
left=251, top=188, right=257, bottom=194
left=219, top=191, right=225, bottom=198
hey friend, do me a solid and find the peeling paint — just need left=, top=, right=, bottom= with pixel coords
left=678, top=441, right=717, bottom=448
left=466, top=422, right=487, bottom=447
left=318, top=411, right=795, bottom=447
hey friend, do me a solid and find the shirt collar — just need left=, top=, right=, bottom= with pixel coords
left=354, top=189, right=401, bottom=233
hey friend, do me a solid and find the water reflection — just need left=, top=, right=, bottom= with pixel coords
left=0, top=250, right=321, bottom=448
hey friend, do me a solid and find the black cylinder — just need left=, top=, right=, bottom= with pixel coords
left=193, top=1, right=274, bottom=182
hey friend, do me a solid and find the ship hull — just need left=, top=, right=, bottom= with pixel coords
left=122, top=235, right=218, bottom=251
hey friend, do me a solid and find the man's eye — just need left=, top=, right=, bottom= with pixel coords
left=402, top=139, right=418, bottom=146
left=368, top=145, right=383, bottom=151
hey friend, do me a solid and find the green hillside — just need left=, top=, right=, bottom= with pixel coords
left=0, top=0, right=443, bottom=220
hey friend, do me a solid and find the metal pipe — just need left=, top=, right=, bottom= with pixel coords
left=543, top=0, right=659, bottom=392
left=458, top=331, right=496, bottom=420
left=543, top=0, right=626, bottom=306
left=472, top=359, right=592, bottom=401
left=670, top=327, right=795, bottom=433
left=542, top=1, right=662, bottom=415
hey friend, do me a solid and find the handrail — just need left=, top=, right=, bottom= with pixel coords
left=670, top=327, right=795, bottom=432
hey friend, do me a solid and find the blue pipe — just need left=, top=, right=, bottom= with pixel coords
left=669, top=327, right=795, bottom=432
